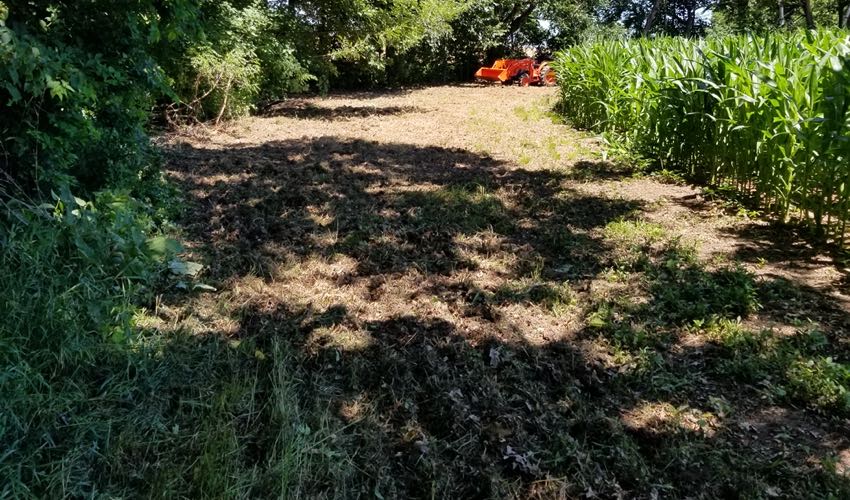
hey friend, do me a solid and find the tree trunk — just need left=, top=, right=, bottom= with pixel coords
left=778, top=0, right=786, bottom=26
left=505, top=2, right=537, bottom=36
left=841, top=2, right=850, bottom=28
left=801, top=0, right=815, bottom=29
left=643, top=0, right=665, bottom=35
left=686, top=6, right=696, bottom=36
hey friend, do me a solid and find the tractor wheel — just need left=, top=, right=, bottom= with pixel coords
left=539, top=64, right=556, bottom=87
left=515, top=71, right=530, bottom=87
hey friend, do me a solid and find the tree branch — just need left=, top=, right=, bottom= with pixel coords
left=498, top=1, right=537, bottom=37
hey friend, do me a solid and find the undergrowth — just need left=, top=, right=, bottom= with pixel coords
left=591, top=218, right=850, bottom=416
left=0, top=192, right=340, bottom=497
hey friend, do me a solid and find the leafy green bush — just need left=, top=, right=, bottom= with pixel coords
left=0, top=193, right=326, bottom=497
left=0, top=196, right=338, bottom=496
left=0, top=0, right=198, bottom=192
left=0, top=192, right=159, bottom=490
left=1, top=191, right=170, bottom=345
left=786, top=357, right=850, bottom=412
left=169, top=2, right=312, bottom=121
left=701, top=319, right=850, bottom=413
left=187, top=45, right=262, bottom=121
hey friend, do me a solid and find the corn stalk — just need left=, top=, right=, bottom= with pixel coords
left=554, top=32, right=850, bottom=243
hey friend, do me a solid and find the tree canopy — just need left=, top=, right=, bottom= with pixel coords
left=2, top=0, right=849, bottom=192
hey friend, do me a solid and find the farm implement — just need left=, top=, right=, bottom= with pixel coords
left=474, top=59, right=556, bottom=87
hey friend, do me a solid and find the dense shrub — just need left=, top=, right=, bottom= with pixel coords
left=166, top=2, right=312, bottom=122
left=0, top=1, right=197, bottom=193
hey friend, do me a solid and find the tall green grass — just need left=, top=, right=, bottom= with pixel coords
left=555, top=31, right=850, bottom=240
left=0, top=193, right=341, bottom=497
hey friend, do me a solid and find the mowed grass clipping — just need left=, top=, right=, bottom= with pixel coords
left=5, top=84, right=850, bottom=498
left=554, top=31, right=850, bottom=242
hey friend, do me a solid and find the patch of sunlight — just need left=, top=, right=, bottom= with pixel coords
left=498, top=303, right=578, bottom=346
left=254, top=245, right=302, bottom=279
left=338, top=396, right=372, bottom=422
left=191, top=171, right=256, bottom=186
left=621, top=401, right=720, bottom=438
left=513, top=104, right=549, bottom=123
left=311, top=229, right=340, bottom=248
left=603, top=219, right=667, bottom=246
left=348, top=163, right=384, bottom=176
left=286, top=254, right=358, bottom=283
left=453, top=231, right=516, bottom=274
left=307, top=206, right=335, bottom=227
left=323, top=254, right=359, bottom=276
left=835, top=448, right=850, bottom=477
left=306, top=325, right=372, bottom=352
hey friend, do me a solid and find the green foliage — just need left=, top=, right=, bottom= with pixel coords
left=168, top=2, right=312, bottom=121
left=186, top=45, right=262, bottom=121
left=1, top=192, right=169, bottom=345
left=603, top=219, right=667, bottom=246
left=705, top=319, right=850, bottom=413
left=0, top=194, right=337, bottom=496
left=712, top=0, right=844, bottom=34
left=0, top=0, right=198, bottom=192
left=592, top=224, right=850, bottom=414
left=328, top=0, right=607, bottom=87
left=649, top=258, right=759, bottom=324
left=555, top=32, right=850, bottom=241
left=0, top=193, right=160, bottom=493
left=787, top=356, right=850, bottom=411
left=401, top=184, right=512, bottom=233
left=602, top=0, right=713, bottom=36
left=303, top=0, right=469, bottom=88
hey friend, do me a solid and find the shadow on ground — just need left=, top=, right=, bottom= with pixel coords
left=264, top=102, right=425, bottom=120
left=168, top=137, right=637, bottom=282
left=235, top=296, right=850, bottom=498
left=567, top=159, right=635, bottom=181
left=163, top=137, right=850, bottom=498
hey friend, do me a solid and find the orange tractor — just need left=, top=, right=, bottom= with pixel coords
left=474, top=59, right=556, bottom=87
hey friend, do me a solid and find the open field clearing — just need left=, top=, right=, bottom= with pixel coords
left=154, top=85, right=850, bottom=498
left=6, top=3, right=848, bottom=498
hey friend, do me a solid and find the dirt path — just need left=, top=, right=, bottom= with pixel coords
left=163, top=85, right=850, bottom=498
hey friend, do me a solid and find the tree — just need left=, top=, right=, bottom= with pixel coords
left=711, top=0, right=844, bottom=32
left=644, top=0, right=666, bottom=34
left=802, top=0, right=816, bottom=26
left=1, top=0, right=199, bottom=190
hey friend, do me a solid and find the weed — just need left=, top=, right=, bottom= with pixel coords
left=650, top=169, right=686, bottom=184
left=786, top=357, right=850, bottom=412
left=0, top=195, right=343, bottom=497
left=648, top=251, right=758, bottom=324
left=602, top=218, right=668, bottom=271
left=604, top=219, right=667, bottom=246
left=544, top=136, right=562, bottom=161
left=513, top=105, right=547, bottom=123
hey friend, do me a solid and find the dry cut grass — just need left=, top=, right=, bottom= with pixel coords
left=158, top=84, right=850, bottom=498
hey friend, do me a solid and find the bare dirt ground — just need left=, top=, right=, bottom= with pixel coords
left=162, top=85, right=850, bottom=498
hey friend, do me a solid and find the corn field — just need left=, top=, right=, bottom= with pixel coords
left=554, top=32, right=850, bottom=242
